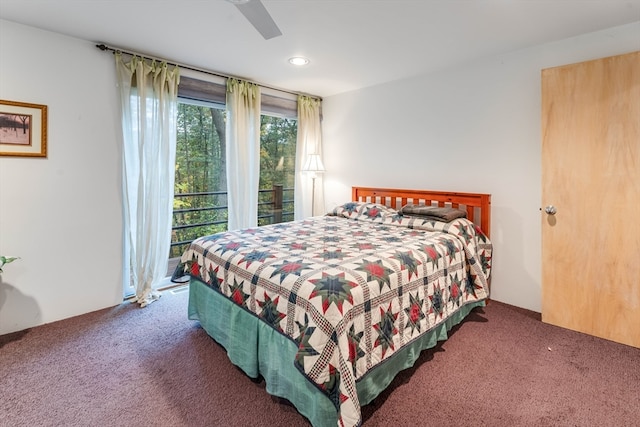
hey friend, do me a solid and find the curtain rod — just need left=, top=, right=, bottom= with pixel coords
left=95, top=43, right=321, bottom=101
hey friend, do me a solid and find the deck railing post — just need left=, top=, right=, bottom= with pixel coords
left=273, top=184, right=283, bottom=224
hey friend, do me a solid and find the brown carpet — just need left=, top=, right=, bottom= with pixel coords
left=1, top=287, right=638, bottom=427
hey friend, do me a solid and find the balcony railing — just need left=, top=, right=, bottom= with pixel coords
left=170, top=185, right=294, bottom=258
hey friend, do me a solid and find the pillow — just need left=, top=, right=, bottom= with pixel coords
left=399, top=203, right=467, bottom=222
left=329, top=201, right=398, bottom=221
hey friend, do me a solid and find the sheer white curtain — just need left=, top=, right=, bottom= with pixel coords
left=295, top=95, right=324, bottom=219
left=115, top=53, right=180, bottom=307
left=226, top=78, right=261, bottom=230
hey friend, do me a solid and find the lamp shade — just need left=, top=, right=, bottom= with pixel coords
left=302, top=154, right=325, bottom=173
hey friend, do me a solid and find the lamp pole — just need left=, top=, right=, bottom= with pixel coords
left=310, top=173, right=317, bottom=216
left=302, top=153, right=325, bottom=217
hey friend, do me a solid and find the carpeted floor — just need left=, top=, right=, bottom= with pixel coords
left=1, top=288, right=638, bottom=427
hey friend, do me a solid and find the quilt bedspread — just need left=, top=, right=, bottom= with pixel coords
left=175, top=202, right=492, bottom=427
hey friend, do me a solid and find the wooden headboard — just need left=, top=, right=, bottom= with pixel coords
left=352, top=187, right=492, bottom=238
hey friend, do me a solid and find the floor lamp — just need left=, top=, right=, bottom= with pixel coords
left=302, top=154, right=325, bottom=216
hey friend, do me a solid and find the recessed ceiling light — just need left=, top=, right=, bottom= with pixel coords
left=227, top=0, right=251, bottom=4
left=289, top=56, right=310, bottom=66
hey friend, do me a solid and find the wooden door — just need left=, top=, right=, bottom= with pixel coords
left=541, top=51, right=640, bottom=348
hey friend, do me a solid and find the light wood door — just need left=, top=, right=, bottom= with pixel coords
left=541, top=51, right=640, bottom=348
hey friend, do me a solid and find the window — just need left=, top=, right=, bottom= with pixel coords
left=170, top=76, right=298, bottom=258
left=171, top=100, right=228, bottom=258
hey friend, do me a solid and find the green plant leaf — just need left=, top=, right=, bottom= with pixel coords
left=0, top=256, right=20, bottom=272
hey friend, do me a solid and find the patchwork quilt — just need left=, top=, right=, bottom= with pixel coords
left=175, top=202, right=492, bottom=427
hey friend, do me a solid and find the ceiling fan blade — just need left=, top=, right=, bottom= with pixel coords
left=235, top=0, right=282, bottom=40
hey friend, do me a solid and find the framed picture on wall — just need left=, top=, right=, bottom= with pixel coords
left=0, top=99, right=47, bottom=157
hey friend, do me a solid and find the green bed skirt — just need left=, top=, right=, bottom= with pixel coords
left=188, top=278, right=484, bottom=427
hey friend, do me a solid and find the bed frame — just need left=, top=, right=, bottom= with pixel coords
left=352, top=186, right=492, bottom=237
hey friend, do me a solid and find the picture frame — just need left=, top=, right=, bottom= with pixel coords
left=0, top=99, right=47, bottom=157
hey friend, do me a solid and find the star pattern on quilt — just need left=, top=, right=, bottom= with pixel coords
left=480, top=251, right=492, bottom=273
left=240, top=228, right=263, bottom=235
left=320, top=249, right=350, bottom=261
left=429, top=283, right=445, bottom=319
left=448, top=275, right=462, bottom=307
left=217, top=241, right=246, bottom=255
left=347, top=324, right=365, bottom=374
left=340, top=202, right=359, bottom=214
left=288, top=242, right=309, bottom=251
left=270, top=259, right=314, bottom=283
left=442, top=239, right=460, bottom=261
left=320, top=235, right=342, bottom=243
left=308, top=272, right=358, bottom=314
left=355, top=259, right=394, bottom=292
left=295, top=313, right=311, bottom=339
left=201, top=233, right=226, bottom=243
left=388, top=213, right=404, bottom=223
left=464, top=273, right=482, bottom=299
left=352, top=242, right=381, bottom=252
left=240, top=250, right=274, bottom=267
left=373, top=302, right=399, bottom=358
left=296, top=325, right=320, bottom=360
left=261, top=235, right=282, bottom=243
left=381, top=235, right=403, bottom=243
left=392, top=250, right=421, bottom=280
left=272, top=223, right=291, bottom=231
left=404, top=229, right=425, bottom=238
left=185, top=253, right=201, bottom=277
left=257, top=292, right=286, bottom=330
left=208, top=264, right=223, bottom=288
left=229, top=277, right=249, bottom=306
left=422, top=244, right=443, bottom=268
left=456, top=222, right=474, bottom=243
left=364, top=205, right=383, bottom=219
left=404, top=292, right=426, bottom=334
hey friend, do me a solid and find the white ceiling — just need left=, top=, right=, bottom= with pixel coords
left=1, top=1, right=639, bottom=97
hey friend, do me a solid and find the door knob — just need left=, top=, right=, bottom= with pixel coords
left=544, top=205, right=557, bottom=215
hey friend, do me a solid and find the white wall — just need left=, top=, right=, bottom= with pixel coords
left=0, top=20, right=123, bottom=334
left=322, top=22, right=640, bottom=313
left=0, top=19, right=637, bottom=334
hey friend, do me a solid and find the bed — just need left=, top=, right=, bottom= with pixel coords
left=173, top=187, right=492, bottom=427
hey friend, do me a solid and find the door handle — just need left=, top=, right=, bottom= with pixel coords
left=544, top=205, right=557, bottom=215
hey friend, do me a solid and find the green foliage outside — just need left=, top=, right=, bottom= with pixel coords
left=258, top=115, right=297, bottom=225
left=171, top=102, right=297, bottom=257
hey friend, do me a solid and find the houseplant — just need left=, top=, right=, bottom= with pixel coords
left=0, top=256, right=19, bottom=273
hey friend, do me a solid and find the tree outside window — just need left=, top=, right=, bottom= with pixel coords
left=171, top=100, right=297, bottom=257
